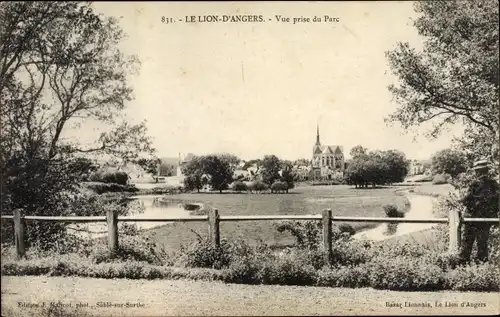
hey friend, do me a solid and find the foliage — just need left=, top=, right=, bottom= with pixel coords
left=182, top=156, right=205, bottom=192
left=280, top=161, right=296, bottom=191
left=316, top=265, right=371, bottom=288
left=203, top=155, right=233, bottom=193
left=385, top=0, right=499, bottom=167
left=247, top=180, right=268, bottom=193
left=270, top=181, right=288, bottom=193
left=89, top=169, right=129, bottom=185
left=82, top=182, right=139, bottom=194
left=383, top=204, right=405, bottom=218
left=368, top=255, right=445, bottom=291
left=0, top=2, right=154, bottom=246
left=2, top=230, right=500, bottom=291
left=91, top=235, right=171, bottom=266
left=344, top=148, right=409, bottom=187
left=260, top=155, right=282, bottom=186
left=444, top=263, right=500, bottom=291
left=182, top=155, right=233, bottom=193
left=349, top=145, right=368, bottom=159
left=431, top=149, right=468, bottom=178
left=231, top=181, right=248, bottom=192
left=136, top=157, right=161, bottom=175
left=215, top=153, right=240, bottom=172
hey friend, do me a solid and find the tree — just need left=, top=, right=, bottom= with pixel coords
left=0, top=2, right=154, bottom=248
left=344, top=148, right=408, bottom=187
left=260, top=155, right=282, bottom=185
left=350, top=145, right=368, bottom=159
left=136, top=157, right=161, bottom=175
left=216, top=153, right=240, bottom=172
left=386, top=1, right=499, bottom=168
left=202, top=155, right=233, bottom=193
left=380, top=150, right=409, bottom=184
left=280, top=160, right=295, bottom=192
left=181, top=156, right=204, bottom=192
left=1, top=2, right=153, bottom=163
left=431, top=148, right=468, bottom=178
left=293, top=158, right=311, bottom=166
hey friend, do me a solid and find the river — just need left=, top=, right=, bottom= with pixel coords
left=353, top=191, right=438, bottom=241
left=67, top=195, right=193, bottom=239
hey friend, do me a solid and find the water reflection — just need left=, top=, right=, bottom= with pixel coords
left=69, top=195, right=193, bottom=239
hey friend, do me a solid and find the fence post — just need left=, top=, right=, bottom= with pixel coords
left=209, top=208, right=220, bottom=248
left=448, top=208, right=463, bottom=253
left=13, top=209, right=25, bottom=259
left=322, top=209, right=332, bottom=266
left=106, top=209, right=118, bottom=254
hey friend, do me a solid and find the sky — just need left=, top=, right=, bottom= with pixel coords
left=86, top=1, right=463, bottom=161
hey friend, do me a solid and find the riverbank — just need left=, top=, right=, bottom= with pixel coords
left=353, top=191, right=437, bottom=241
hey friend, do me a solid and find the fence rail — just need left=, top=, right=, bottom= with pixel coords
left=1, top=209, right=499, bottom=264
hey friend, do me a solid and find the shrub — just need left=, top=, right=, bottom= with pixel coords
left=248, top=180, right=268, bottom=193
left=338, top=223, right=356, bottom=236
left=368, top=256, right=445, bottom=291
left=383, top=204, right=405, bottom=218
left=223, top=255, right=263, bottom=284
left=444, top=263, right=500, bottom=291
left=316, top=264, right=370, bottom=288
left=89, top=169, right=129, bottom=185
left=330, top=238, right=372, bottom=266
left=270, top=181, right=288, bottom=193
left=274, top=220, right=322, bottom=250
left=231, top=181, right=248, bottom=192
left=82, top=182, right=139, bottom=194
left=256, top=255, right=317, bottom=286
left=175, top=238, right=255, bottom=269
left=90, top=236, right=172, bottom=266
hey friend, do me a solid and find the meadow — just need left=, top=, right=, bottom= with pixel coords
left=141, top=184, right=409, bottom=251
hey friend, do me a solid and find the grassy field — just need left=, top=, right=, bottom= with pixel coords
left=142, top=184, right=409, bottom=251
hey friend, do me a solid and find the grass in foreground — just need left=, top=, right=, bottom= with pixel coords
left=2, top=224, right=499, bottom=293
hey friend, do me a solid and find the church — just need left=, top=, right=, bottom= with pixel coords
left=311, top=125, right=345, bottom=180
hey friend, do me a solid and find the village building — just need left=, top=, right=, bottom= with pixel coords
left=311, top=125, right=345, bottom=180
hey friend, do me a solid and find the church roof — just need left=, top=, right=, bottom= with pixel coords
left=315, top=145, right=344, bottom=154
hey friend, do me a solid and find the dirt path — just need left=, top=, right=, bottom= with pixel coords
left=2, top=276, right=498, bottom=316
left=353, top=191, right=437, bottom=241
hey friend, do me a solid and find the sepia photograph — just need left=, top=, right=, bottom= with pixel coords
left=1, top=1, right=499, bottom=316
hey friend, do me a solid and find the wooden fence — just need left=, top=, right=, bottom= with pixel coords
left=1, top=208, right=499, bottom=265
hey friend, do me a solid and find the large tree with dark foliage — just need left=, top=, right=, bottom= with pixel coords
left=386, top=0, right=499, bottom=170
left=260, top=155, right=282, bottom=186
left=0, top=2, right=155, bottom=248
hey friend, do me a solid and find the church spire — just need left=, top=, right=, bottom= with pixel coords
left=315, top=124, right=321, bottom=146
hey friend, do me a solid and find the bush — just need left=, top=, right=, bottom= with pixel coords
left=256, top=254, right=317, bottom=286
left=383, top=204, right=405, bottom=218
left=89, top=169, right=129, bottom=185
left=338, top=223, right=356, bottom=236
left=248, top=180, right=268, bottom=193
left=330, top=238, right=372, bottom=266
left=270, top=181, right=288, bottom=193
left=231, top=181, right=248, bottom=192
left=175, top=238, right=256, bottom=270
left=82, top=182, right=139, bottom=194
left=444, top=263, right=500, bottom=291
left=90, top=235, right=172, bottom=266
left=274, top=220, right=322, bottom=250
left=316, top=264, right=370, bottom=288
left=368, top=256, right=445, bottom=291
